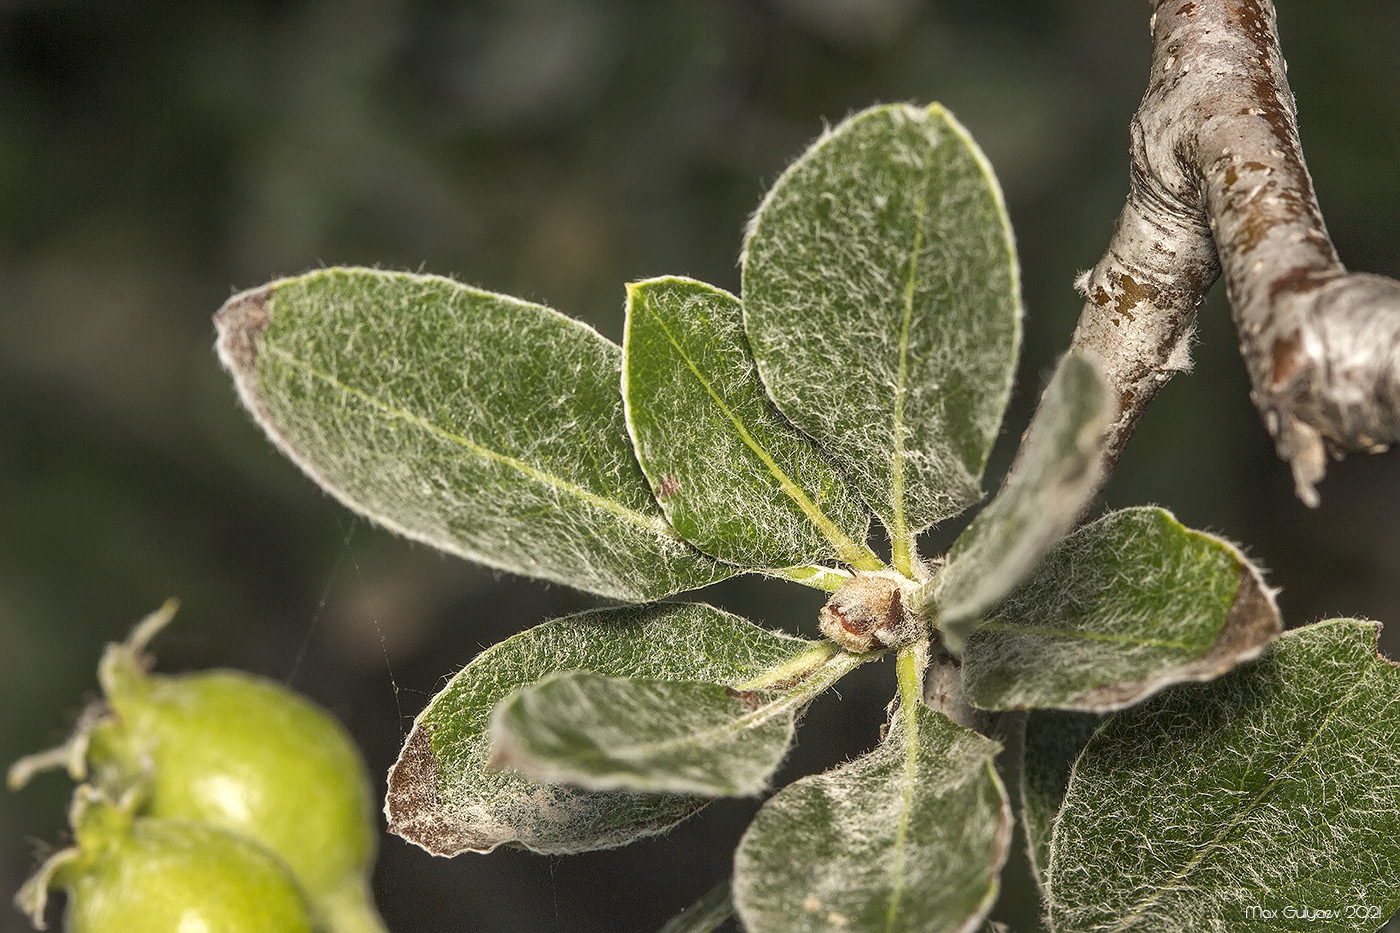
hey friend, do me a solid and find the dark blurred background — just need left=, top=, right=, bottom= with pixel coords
left=3, top=1, right=1398, bottom=930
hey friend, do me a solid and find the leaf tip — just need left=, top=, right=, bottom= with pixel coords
left=1063, top=557, right=1283, bottom=712
left=213, top=284, right=273, bottom=383
left=1221, top=561, right=1284, bottom=649
left=385, top=725, right=484, bottom=857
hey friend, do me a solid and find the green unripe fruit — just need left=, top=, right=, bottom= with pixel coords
left=18, top=788, right=315, bottom=933
left=95, top=603, right=382, bottom=933
left=102, top=670, right=379, bottom=929
left=64, top=820, right=317, bottom=933
left=11, top=602, right=387, bottom=933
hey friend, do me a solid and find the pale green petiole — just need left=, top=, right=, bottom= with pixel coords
left=770, top=564, right=854, bottom=593
left=736, top=641, right=873, bottom=693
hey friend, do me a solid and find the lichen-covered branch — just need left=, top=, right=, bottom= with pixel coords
left=1064, top=0, right=1400, bottom=506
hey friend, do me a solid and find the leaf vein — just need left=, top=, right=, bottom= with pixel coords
left=264, top=345, right=676, bottom=539
left=974, top=620, right=1197, bottom=652
left=889, top=198, right=926, bottom=576
left=645, top=309, right=878, bottom=569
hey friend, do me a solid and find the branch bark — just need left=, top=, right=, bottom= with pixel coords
left=1066, top=0, right=1400, bottom=506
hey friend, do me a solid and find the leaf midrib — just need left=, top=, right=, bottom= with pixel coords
left=562, top=652, right=862, bottom=763
left=643, top=304, right=879, bottom=570
left=889, top=198, right=926, bottom=577
left=974, top=620, right=1198, bottom=652
left=264, top=345, right=676, bottom=539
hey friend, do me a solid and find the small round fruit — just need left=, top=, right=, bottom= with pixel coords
left=19, top=789, right=314, bottom=933
left=65, top=819, right=315, bottom=933
left=98, top=660, right=379, bottom=928
left=10, top=602, right=385, bottom=933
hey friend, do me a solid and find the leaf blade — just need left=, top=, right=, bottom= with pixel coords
left=1020, top=710, right=1103, bottom=893
left=742, top=103, right=1022, bottom=558
left=961, top=507, right=1281, bottom=712
left=1047, top=619, right=1400, bottom=932
left=931, top=351, right=1116, bottom=650
left=215, top=268, right=731, bottom=601
left=623, top=276, right=879, bottom=571
left=732, top=701, right=1011, bottom=933
left=490, top=647, right=863, bottom=796
left=384, top=603, right=816, bottom=856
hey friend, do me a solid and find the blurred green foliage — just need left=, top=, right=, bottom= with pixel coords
left=3, top=1, right=1398, bottom=930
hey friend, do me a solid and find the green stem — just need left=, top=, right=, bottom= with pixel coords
left=895, top=643, right=926, bottom=723
left=885, top=642, right=928, bottom=931
left=890, top=534, right=915, bottom=579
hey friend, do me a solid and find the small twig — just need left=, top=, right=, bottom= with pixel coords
left=1063, top=0, right=1400, bottom=506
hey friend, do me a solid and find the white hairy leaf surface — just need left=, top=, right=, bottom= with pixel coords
left=742, top=103, right=1021, bottom=571
left=732, top=699, right=1011, bottom=933
left=961, top=507, right=1281, bottom=712
left=1047, top=619, right=1400, bottom=932
left=622, top=276, right=879, bottom=572
left=490, top=648, right=863, bottom=796
left=932, top=351, right=1115, bottom=650
left=1020, top=710, right=1102, bottom=893
left=214, top=267, right=731, bottom=601
left=384, top=603, right=816, bottom=856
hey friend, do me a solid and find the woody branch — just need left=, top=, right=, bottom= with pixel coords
left=1063, top=0, right=1400, bottom=507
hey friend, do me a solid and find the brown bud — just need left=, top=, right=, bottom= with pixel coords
left=818, top=571, right=916, bottom=653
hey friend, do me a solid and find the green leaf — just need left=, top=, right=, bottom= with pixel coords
left=1047, top=619, right=1400, bottom=932
left=961, top=507, right=1281, bottom=711
left=732, top=694, right=1011, bottom=932
left=742, top=103, right=1021, bottom=573
left=929, top=351, right=1115, bottom=651
left=384, top=603, right=816, bottom=856
left=658, top=880, right=734, bottom=933
left=214, top=267, right=731, bottom=601
left=489, top=648, right=864, bottom=796
left=1020, top=710, right=1102, bottom=892
left=623, top=276, right=880, bottom=574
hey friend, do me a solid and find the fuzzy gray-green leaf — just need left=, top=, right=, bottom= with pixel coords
left=742, top=103, right=1021, bottom=569
left=732, top=702, right=1011, bottom=933
left=491, top=651, right=862, bottom=796
left=623, top=276, right=879, bottom=572
left=385, top=603, right=816, bottom=856
left=214, top=267, right=730, bottom=601
left=1047, top=619, right=1400, bottom=932
left=961, top=507, right=1280, bottom=712
left=931, top=351, right=1115, bottom=651
left=1021, top=710, right=1101, bottom=892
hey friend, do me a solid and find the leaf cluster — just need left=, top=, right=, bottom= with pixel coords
left=214, top=103, right=1400, bottom=932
